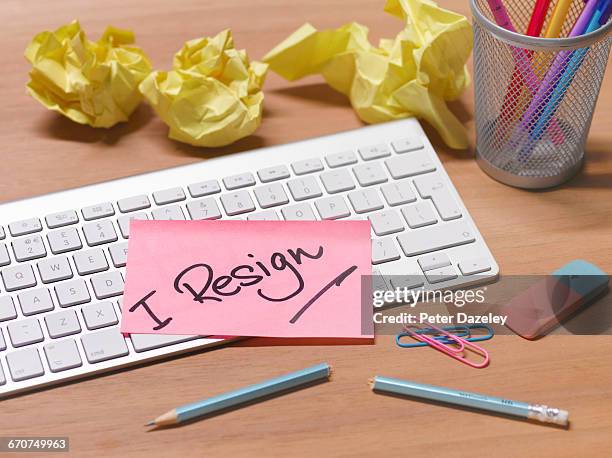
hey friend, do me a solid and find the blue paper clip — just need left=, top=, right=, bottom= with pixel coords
left=396, top=324, right=494, bottom=348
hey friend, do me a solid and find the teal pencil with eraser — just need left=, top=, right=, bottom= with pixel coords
left=371, top=376, right=569, bottom=426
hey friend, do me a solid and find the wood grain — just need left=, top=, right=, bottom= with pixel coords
left=1, top=1, right=611, bottom=456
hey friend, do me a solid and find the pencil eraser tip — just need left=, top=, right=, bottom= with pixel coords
left=528, top=404, right=569, bottom=426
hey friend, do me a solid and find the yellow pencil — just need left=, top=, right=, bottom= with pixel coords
left=544, top=0, right=573, bottom=38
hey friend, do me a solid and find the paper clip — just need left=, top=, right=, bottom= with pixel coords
left=400, top=323, right=491, bottom=369
left=395, top=324, right=494, bottom=348
left=396, top=325, right=470, bottom=348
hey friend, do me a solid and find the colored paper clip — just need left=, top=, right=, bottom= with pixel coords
left=400, top=323, right=491, bottom=369
left=396, top=324, right=494, bottom=348
left=396, top=325, right=470, bottom=348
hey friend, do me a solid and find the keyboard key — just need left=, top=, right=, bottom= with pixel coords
left=381, top=181, right=417, bottom=206
left=401, top=202, right=438, bottom=228
left=188, top=179, right=221, bottom=197
left=353, top=163, right=388, bottom=186
left=9, top=218, right=42, bottom=236
left=358, top=143, right=391, bottom=161
left=223, top=172, right=256, bottom=190
left=82, top=302, right=118, bottom=330
left=83, top=221, right=118, bottom=246
left=117, top=195, right=150, bottom=213
left=347, top=189, right=384, bottom=214
left=291, top=158, right=324, bottom=175
left=254, top=184, right=289, bottom=209
left=131, top=334, right=200, bottom=353
left=385, top=152, right=436, bottom=179
left=152, top=205, right=186, bottom=220
left=6, top=347, right=44, bottom=381
left=18, top=287, right=54, bottom=316
left=0, top=330, right=5, bottom=351
left=418, top=253, right=451, bottom=272
left=372, top=238, right=401, bottom=265
left=391, top=137, right=424, bottom=153
left=257, top=165, right=290, bottom=183
left=45, top=210, right=79, bottom=229
left=325, top=151, right=358, bottom=168
left=397, top=221, right=476, bottom=256
left=0, top=243, right=10, bottom=266
left=117, top=212, right=149, bottom=238
left=320, top=169, right=356, bottom=194
left=82, top=202, right=115, bottom=220
left=45, top=309, right=81, bottom=338
left=0, top=226, right=4, bottom=240
left=371, top=269, right=389, bottom=294
left=109, top=242, right=129, bottom=268
left=369, top=210, right=404, bottom=236
left=287, top=176, right=323, bottom=201
left=38, top=256, right=73, bottom=283
left=220, top=191, right=256, bottom=216
left=0, top=362, right=4, bottom=385
left=44, top=339, right=82, bottom=372
left=281, top=203, right=317, bottom=220
left=186, top=198, right=222, bottom=220
left=81, top=328, right=129, bottom=363
left=47, top=228, right=83, bottom=254
left=1, top=264, right=36, bottom=292
left=0, top=296, right=17, bottom=321
left=389, top=275, right=425, bottom=291
left=74, top=249, right=109, bottom=275
left=459, top=258, right=492, bottom=276
left=425, top=265, right=458, bottom=283
left=247, top=210, right=280, bottom=221
left=91, top=271, right=124, bottom=299
left=12, top=235, right=47, bottom=262
left=414, top=174, right=462, bottom=221
left=8, top=318, right=44, bottom=347
left=315, top=196, right=351, bottom=220
left=153, top=187, right=186, bottom=205
left=55, top=279, right=91, bottom=307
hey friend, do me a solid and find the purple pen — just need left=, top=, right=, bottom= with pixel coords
left=518, top=0, right=600, bottom=138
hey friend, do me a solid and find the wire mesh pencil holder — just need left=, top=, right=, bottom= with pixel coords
left=471, top=0, right=612, bottom=189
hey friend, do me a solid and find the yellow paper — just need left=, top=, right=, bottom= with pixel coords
left=25, top=21, right=152, bottom=128
left=139, top=30, right=268, bottom=147
left=263, top=0, right=472, bottom=149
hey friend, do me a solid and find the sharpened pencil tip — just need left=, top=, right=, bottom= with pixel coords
left=145, top=421, right=155, bottom=427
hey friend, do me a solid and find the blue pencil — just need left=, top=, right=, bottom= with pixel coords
left=519, top=0, right=611, bottom=161
left=146, top=362, right=331, bottom=427
left=371, top=376, right=569, bottom=426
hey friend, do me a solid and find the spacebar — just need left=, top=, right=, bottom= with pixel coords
left=130, top=334, right=201, bottom=353
left=397, top=221, right=476, bottom=256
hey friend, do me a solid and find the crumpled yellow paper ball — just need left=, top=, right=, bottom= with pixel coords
left=25, top=20, right=152, bottom=128
left=263, top=0, right=472, bottom=149
left=139, top=29, right=268, bottom=147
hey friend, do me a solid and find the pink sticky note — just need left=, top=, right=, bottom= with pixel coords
left=120, top=220, right=373, bottom=338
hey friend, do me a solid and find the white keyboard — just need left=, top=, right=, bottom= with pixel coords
left=0, top=119, right=498, bottom=398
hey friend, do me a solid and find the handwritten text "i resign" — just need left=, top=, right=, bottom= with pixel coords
left=120, top=221, right=373, bottom=338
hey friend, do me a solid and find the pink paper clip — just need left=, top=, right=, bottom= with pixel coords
left=402, top=323, right=490, bottom=369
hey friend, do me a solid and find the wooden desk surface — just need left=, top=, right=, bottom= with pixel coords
left=1, top=1, right=611, bottom=456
